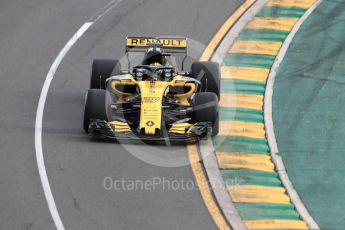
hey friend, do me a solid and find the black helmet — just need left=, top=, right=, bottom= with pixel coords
left=142, top=46, right=167, bottom=65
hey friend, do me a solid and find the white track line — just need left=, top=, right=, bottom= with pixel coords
left=34, top=1, right=122, bottom=229
left=264, top=0, right=322, bottom=229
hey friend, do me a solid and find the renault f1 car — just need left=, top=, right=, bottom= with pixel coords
left=83, top=37, right=220, bottom=143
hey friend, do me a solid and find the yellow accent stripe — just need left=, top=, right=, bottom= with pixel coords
left=170, top=130, right=186, bottom=134
left=108, top=121, right=130, bottom=127
left=219, top=121, right=266, bottom=139
left=114, top=129, right=131, bottom=132
left=200, top=0, right=256, bottom=61
left=171, top=123, right=192, bottom=127
left=217, top=152, right=274, bottom=172
left=109, top=121, right=131, bottom=132
left=245, top=219, right=308, bottom=229
left=221, top=66, right=269, bottom=82
left=114, top=127, right=131, bottom=130
left=220, top=94, right=264, bottom=110
left=228, top=186, right=291, bottom=204
left=229, top=40, right=282, bottom=56
left=266, top=0, right=315, bottom=8
left=170, top=128, right=187, bottom=134
left=246, top=17, right=299, bottom=31
left=187, top=145, right=230, bottom=230
left=170, top=127, right=188, bottom=131
left=169, top=123, right=192, bottom=134
left=114, top=125, right=130, bottom=129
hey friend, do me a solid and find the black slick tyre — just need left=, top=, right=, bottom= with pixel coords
left=192, top=92, right=219, bottom=136
left=90, top=59, right=121, bottom=89
left=191, top=61, right=221, bottom=100
left=83, top=89, right=107, bottom=133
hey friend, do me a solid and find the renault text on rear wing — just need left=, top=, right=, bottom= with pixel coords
left=126, top=37, right=187, bottom=53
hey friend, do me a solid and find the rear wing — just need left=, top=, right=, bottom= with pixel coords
left=126, top=37, right=187, bottom=53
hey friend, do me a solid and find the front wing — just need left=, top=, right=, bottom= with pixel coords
left=88, top=119, right=211, bottom=143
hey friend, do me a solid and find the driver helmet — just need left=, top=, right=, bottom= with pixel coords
left=142, top=45, right=167, bottom=65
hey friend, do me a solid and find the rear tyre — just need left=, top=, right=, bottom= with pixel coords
left=191, top=61, right=221, bottom=100
left=192, top=92, right=219, bottom=136
left=83, top=89, right=108, bottom=133
left=90, top=59, right=121, bottom=89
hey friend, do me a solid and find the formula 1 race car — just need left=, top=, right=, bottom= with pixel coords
left=83, top=37, right=220, bottom=143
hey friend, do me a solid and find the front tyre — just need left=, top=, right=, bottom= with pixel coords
left=191, top=61, right=221, bottom=100
left=90, top=59, right=121, bottom=89
left=83, top=89, right=108, bottom=133
left=192, top=92, right=219, bottom=136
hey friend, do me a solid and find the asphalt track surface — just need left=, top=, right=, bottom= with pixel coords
left=0, top=0, right=244, bottom=229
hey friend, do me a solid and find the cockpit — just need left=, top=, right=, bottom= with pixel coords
left=132, top=65, right=175, bottom=82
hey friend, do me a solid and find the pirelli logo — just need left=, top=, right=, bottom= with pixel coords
left=126, top=37, right=187, bottom=49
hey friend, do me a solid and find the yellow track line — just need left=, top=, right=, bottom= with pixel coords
left=228, top=185, right=286, bottom=194
left=266, top=0, right=315, bottom=8
left=217, top=152, right=271, bottom=160
left=218, top=121, right=266, bottom=139
left=218, top=162, right=273, bottom=172
left=186, top=1, right=257, bottom=229
left=217, top=152, right=275, bottom=172
left=200, top=0, right=256, bottom=61
left=220, top=94, right=263, bottom=110
left=217, top=152, right=272, bottom=162
left=229, top=188, right=291, bottom=203
left=230, top=94, right=264, bottom=103
left=187, top=145, right=230, bottom=230
left=245, top=219, right=308, bottom=230
left=221, top=66, right=270, bottom=82
left=246, top=17, right=299, bottom=31
left=220, top=121, right=265, bottom=129
left=228, top=186, right=290, bottom=204
left=219, top=131, right=265, bottom=139
left=229, top=40, right=282, bottom=56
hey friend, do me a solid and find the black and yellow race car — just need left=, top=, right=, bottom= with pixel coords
left=83, top=37, right=220, bottom=143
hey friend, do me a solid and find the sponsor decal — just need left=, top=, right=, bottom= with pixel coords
left=127, top=37, right=187, bottom=48
left=146, top=121, right=155, bottom=127
left=142, top=97, right=160, bottom=103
